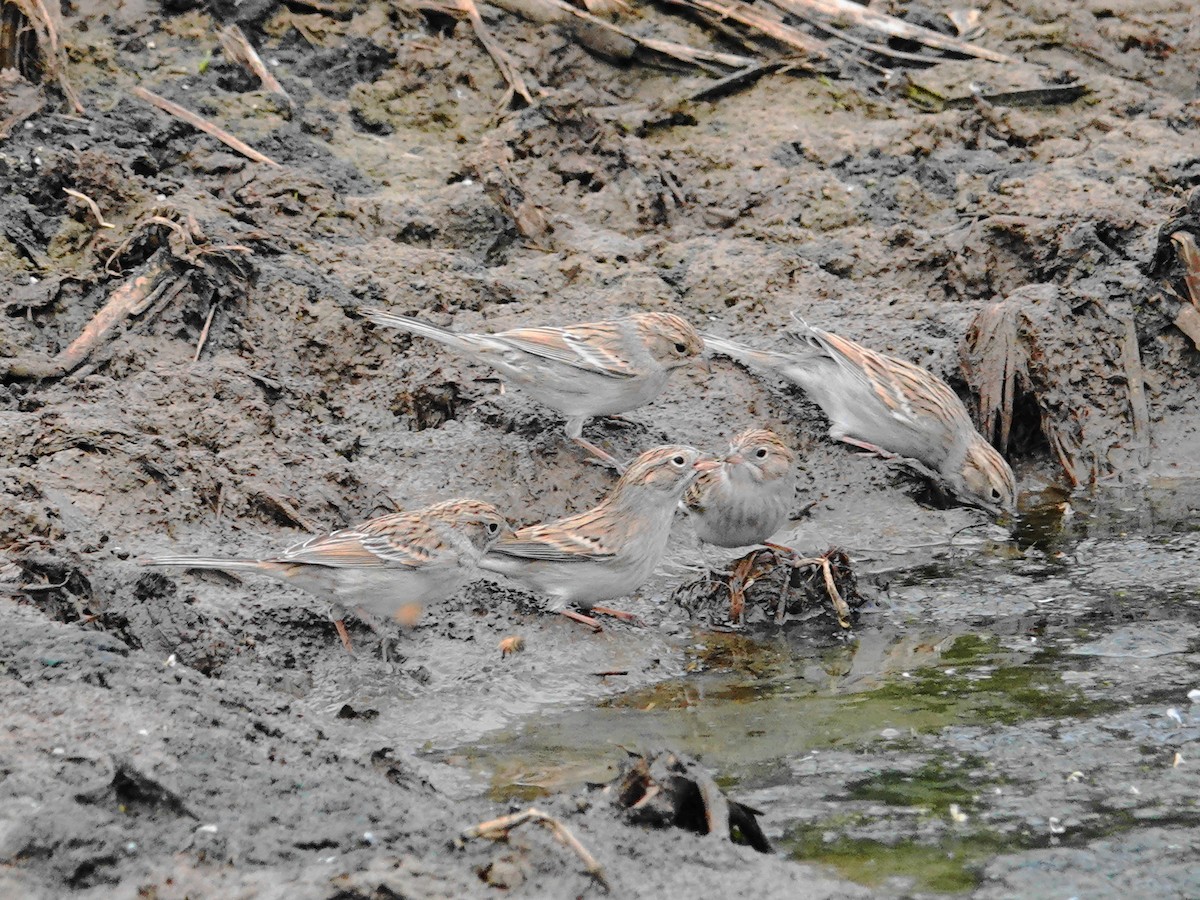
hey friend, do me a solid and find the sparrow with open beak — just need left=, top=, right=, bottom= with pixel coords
left=480, top=445, right=720, bottom=630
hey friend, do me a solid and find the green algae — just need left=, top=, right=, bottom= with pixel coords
left=783, top=827, right=1009, bottom=894
left=452, top=630, right=1110, bottom=806
left=844, top=757, right=993, bottom=815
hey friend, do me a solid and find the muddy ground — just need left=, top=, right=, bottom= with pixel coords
left=2, top=0, right=1199, bottom=895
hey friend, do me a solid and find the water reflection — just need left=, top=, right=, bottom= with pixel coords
left=425, top=483, right=1200, bottom=893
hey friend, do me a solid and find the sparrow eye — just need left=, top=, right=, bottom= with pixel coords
left=487, top=522, right=500, bottom=534
left=671, top=455, right=686, bottom=467
left=755, top=447, right=768, bottom=459
left=673, top=342, right=688, bottom=354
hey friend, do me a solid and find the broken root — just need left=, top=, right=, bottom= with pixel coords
left=460, top=807, right=608, bottom=890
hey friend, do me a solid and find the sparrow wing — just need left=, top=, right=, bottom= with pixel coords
left=489, top=514, right=617, bottom=563
left=279, top=513, right=438, bottom=569
left=494, top=322, right=639, bottom=379
left=810, top=328, right=967, bottom=430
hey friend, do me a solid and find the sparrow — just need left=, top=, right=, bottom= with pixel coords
left=684, top=428, right=797, bottom=550
left=360, top=308, right=706, bottom=468
left=146, top=498, right=510, bottom=655
left=683, top=428, right=798, bottom=623
left=704, top=321, right=1016, bottom=515
left=479, top=445, right=720, bottom=630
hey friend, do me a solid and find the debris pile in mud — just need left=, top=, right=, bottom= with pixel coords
left=676, top=545, right=862, bottom=629
left=607, top=748, right=771, bottom=853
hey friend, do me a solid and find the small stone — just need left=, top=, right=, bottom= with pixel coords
left=483, top=857, right=525, bottom=889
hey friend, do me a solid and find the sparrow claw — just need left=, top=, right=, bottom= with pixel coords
left=559, top=609, right=604, bottom=632
left=591, top=605, right=646, bottom=627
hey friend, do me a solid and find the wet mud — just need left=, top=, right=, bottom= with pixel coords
left=2, top=0, right=1200, bottom=895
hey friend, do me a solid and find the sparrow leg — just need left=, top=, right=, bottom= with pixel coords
left=333, top=618, right=355, bottom=655
left=837, top=436, right=897, bottom=459
left=558, top=609, right=604, bottom=632
left=572, top=436, right=628, bottom=473
left=763, top=542, right=804, bottom=625
left=590, top=605, right=646, bottom=627
left=353, top=607, right=402, bottom=663
left=565, top=416, right=627, bottom=472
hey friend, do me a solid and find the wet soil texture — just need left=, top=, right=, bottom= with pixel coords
left=2, top=0, right=1199, bottom=895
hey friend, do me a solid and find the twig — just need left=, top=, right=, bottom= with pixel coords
left=106, top=213, right=194, bottom=274
left=193, top=298, right=220, bottom=362
left=63, top=188, right=115, bottom=228
left=461, top=807, right=608, bottom=890
left=592, top=669, right=629, bottom=676
left=817, top=556, right=851, bottom=628
left=131, top=86, right=281, bottom=167
left=253, top=489, right=322, bottom=533
left=218, top=25, right=292, bottom=107
left=1046, top=425, right=1081, bottom=487
left=19, top=577, right=70, bottom=592
left=13, top=0, right=84, bottom=112
left=663, top=0, right=826, bottom=56
left=784, top=7, right=947, bottom=65
left=537, top=0, right=756, bottom=71
left=54, top=256, right=176, bottom=375
left=766, top=0, right=1017, bottom=64
left=458, top=0, right=535, bottom=108
left=684, top=59, right=791, bottom=102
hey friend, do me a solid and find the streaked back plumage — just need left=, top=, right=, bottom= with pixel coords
left=705, top=323, right=1016, bottom=514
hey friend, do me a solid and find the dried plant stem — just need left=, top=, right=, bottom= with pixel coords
left=13, top=0, right=84, bottom=112
left=218, top=25, right=292, bottom=107
left=766, top=0, right=1016, bottom=63
left=55, top=257, right=176, bottom=375
left=462, top=807, right=608, bottom=890
left=1115, top=309, right=1150, bottom=468
left=539, top=0, right=755, bottom=71
left=817, top=555, right=851, bottom=627
left=458, top=0, right=535, bottom=107
left=193, top=299, right=220, bottom=362
left=131, top=86, right=281, bottom=167
left=668, top=0, right=826, bottom=56
left=63, top=188, right=115, bottom=228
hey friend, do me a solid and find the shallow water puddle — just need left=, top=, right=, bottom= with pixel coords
left=427, top=487, right=1200, bottom=892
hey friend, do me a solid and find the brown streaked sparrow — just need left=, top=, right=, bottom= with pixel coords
left=361, top=308, right=706, bottom=468
left=704, top=322, right=1016, bottom=515
left=684, top=428, right=797, bottom=550
left=683, top=428, right=799, bottom=623
left=147, top=499, right=510, bottom=655
left=479, top=445, right=720, bottom=630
